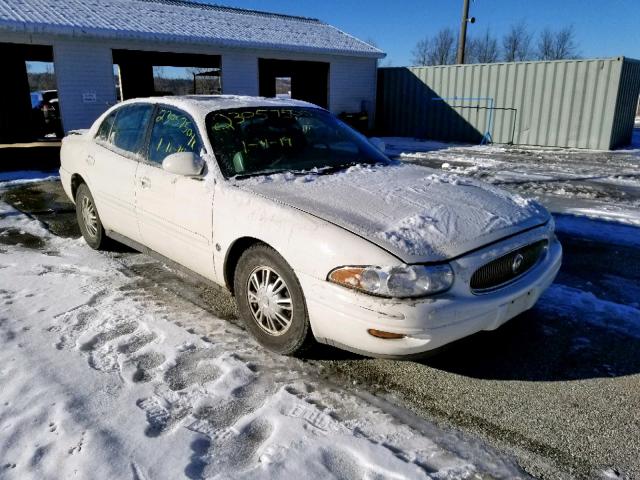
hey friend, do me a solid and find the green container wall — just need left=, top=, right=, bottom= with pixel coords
left=610, top=58, right=640, bottom=148
left=377, top=57, right=640, bottom=150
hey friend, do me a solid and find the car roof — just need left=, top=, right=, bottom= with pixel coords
left=119, top=95, right=322, bottom=119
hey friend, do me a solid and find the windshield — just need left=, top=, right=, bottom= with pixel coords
left=205, top=107, right=389, bottom=178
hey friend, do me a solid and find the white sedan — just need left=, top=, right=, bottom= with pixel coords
left=60, top=96, right=562, bottom=357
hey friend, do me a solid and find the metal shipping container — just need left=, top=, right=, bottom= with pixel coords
left=377, top=57, right=640, bottom=150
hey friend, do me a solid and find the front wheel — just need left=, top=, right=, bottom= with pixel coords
left=75, top=183, right=107, bottom=250
left=234, top=245, right=314, bottom=355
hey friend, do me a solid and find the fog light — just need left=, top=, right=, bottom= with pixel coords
left=367, top=329, right=405, bottom=339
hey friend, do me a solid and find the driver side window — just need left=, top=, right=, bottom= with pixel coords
left=148, top=107, right=202, bottom=165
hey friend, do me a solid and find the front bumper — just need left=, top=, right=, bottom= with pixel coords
left=299, top=228, right=562, bottom=357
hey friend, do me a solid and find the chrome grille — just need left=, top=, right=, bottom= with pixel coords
left=470, top=240, right=548, bottom=293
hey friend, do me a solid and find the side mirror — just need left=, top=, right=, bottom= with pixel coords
left=162, top=151, right=204, bottom=176
left=369, top=137, right=386, bottom=153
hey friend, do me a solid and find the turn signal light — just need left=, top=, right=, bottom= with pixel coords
left=367, top=329, right=405, bottom=339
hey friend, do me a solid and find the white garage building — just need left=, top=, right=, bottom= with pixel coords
left=0, top=0, right=384, bottom=141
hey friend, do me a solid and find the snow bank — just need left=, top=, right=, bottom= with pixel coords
left=539, top=284, right=640, bottom=339
left=0, top=201, right=523, bottom=479
left=0, top=170, right=59, bottom=186
left=383, top=136, right=640, bottom=228
left=554, top=214, right=640, bottom=247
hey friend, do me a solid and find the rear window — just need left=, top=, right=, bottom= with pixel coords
left=98, top=104, right=153, bottom=156
left=96, top=111, right=117, bottom=143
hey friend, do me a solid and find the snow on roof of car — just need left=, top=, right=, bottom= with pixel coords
left=121, top=95, right=321, bottom=118
left=0, top=0, right=384, bottom=58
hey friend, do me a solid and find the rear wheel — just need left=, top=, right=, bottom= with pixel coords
left=234, top=244, right=313, bottom=355
left=75, top=183, right=106, bottom=250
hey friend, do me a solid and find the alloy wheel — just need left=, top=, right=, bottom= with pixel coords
left=81, top=195, right=98, bottom=238
left=246, top=266, right=293, bottom=336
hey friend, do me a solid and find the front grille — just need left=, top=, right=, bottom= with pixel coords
left=470, top=240, right=548, bottom=293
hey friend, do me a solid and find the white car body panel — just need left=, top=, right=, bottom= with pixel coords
left=60, top=95, right=562, bottom=357
left=237, top=163, right=550, bottom=264
left=135, top=162, right=214, bottom=278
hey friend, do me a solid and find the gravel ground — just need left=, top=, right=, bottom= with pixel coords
left=2, top=179, right=639, bottom=480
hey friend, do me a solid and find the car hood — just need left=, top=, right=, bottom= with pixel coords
left=235, top=163, right=550, bottom=263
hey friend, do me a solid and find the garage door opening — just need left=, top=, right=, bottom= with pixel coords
left=259, top=59, right=328, bottom=108
left=112, top=50, right=221, bottom=101
left=153, top=66, right=221, bottom=96
left=27, top=60, right=63, bottom=139
left=0, top=43, right=61, bottom=144
left=275, top=77, right=291, bottom=99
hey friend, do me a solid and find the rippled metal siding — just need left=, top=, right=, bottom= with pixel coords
left=611, top=58, right=640, bottom=148
left=377, top=57, right=640, bottom=149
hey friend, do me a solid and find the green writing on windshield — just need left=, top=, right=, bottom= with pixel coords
left=210, top=108, right=313, bottom=132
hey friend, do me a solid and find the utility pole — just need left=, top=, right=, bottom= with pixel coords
left=456, top=0, right=474, bottom=64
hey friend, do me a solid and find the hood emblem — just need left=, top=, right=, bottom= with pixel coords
left=512, top=253, right=524, bottom=274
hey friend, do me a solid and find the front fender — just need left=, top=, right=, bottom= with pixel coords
left=213, top=184, right=400, bottom=284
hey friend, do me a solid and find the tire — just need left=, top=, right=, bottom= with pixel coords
left=234, top=244, right=314, bottom=356
left=75, top=183, right=107, bottom=250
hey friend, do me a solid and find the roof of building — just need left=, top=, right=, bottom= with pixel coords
left=0, top=0, right=384, bottom=58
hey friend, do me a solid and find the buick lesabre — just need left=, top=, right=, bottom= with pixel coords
left=60, top=96, right=562, bottom=357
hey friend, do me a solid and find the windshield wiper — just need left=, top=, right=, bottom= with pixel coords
left=232, top=168, right=308, bottom=180
left=313, top=162, right=359, bottom=175
left=314, top=161, right=390, bottom=176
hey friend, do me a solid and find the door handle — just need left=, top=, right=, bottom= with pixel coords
left=139, top=177, right=150, bottom=189
left=86, top=154, right=95, bottom=166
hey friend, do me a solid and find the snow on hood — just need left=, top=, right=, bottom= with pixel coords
left=235, top=163, right=550, bottom=263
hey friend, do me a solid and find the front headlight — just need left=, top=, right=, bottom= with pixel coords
left=328, top=264, right=454, bottom=298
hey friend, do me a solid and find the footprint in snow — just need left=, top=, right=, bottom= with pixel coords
left=188, top=397, right=257, bottom=438
left=202, top=418, right=273, bottom=477
left=187, top=372, right=276, bottom=439
left=127, top=351, right=166, bottom=383
left=55, top=308, right=96, bottom=350
left=79, top=321, right=138, bottom=352
left=163, top=348, right=221, bottom=391
left=137, top=396, right=192, bottom=438
left=117, top=330, right=158, bottom=355
left=320, top=448, right=366, bottom=480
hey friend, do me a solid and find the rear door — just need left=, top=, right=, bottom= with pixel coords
left=136, top=105, right=214, bottom=278
left=90, top=103, right=154, bottom=242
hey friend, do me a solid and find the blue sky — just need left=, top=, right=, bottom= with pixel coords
left=220, top=0, right=640, bottom=66
left=27, top=0, right=640, bottom=76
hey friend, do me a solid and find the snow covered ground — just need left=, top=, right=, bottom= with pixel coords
left=384, top=130, right=640, bottom=227
left=0, top=194, right=524, bottom=479
left=3, top=129, right=640, bottom=479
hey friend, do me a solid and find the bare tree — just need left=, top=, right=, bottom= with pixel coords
left=467, top=30, right=499, bottom=64
left=537, top=26, right=579, bottom=60
left=554, top=26, right=579, bottom=59
left=432, top=28, right=457, bottom=65
left=412, top=37, right=432, bottom=66
left=502, top=21, right=533, bottom=61
left=412, top=28, right=456, bottom=66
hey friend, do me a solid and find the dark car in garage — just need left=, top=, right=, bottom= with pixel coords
left=30, top=90, right=63, bottom=138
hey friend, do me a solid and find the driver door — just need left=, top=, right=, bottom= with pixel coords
left=136, top=105, right=214, bottom=278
